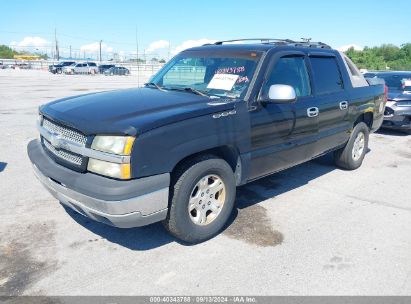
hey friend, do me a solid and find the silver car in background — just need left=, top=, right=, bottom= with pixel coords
left=367, top=72, right=411, bottom=134
left=63, top=62, right=98, bottom=75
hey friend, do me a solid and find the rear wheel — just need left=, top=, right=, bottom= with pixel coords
left=163, top=155, right=236, bottom=243
left=334, top=122, right=369, bottom=170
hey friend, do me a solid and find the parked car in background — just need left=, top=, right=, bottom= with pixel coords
left=103, top=66, right=130, bottom=76
left=375, top=72, right=411, bottom=133
left=28, top=39, right=386, bottom=243
left=48, top=61, right=76, bottom=74
left=363, top=71, right=382, bottom=78
left=13, top=63, right=31, bottom=69
left=98, top=64, right=115, bottom=74
left=63, top=62, right=98, bottom=75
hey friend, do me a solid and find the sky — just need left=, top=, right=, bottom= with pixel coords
left=1, top=0, right=410, bottom=60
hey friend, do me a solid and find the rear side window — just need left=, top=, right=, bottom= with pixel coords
left=310, top=57, right=343, bottom=94
left=266, top=56, right=311, bottom=97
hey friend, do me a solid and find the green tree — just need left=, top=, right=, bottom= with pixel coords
left=0, top=45, right=19, bottom=59
left=345, top=43, right=411, bottom=71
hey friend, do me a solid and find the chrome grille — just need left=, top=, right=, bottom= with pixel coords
left=42, top=117, right=87, bottom=145
left=42, top=138, right=83, bottom=166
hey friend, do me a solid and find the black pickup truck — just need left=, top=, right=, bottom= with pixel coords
left=28, top=39, right=385, bottom=243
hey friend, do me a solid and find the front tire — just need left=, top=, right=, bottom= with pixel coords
left=334, top=122, right=369, bottom=170
left=163, top=155, right=236, bottom=243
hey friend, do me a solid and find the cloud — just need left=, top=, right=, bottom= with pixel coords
left=337, top=44, right=364, bottom=52
left=146, top=40, right=170, bottom=53
left=171, top=38, right=217, bottom=55
left=10, top=36, right=50, bottom=49
left=80, top=42, right=114, bottom=53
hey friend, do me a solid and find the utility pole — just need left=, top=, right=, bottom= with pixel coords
left=167, top=41, right=171, bottom=61
left=54, top=28, right=59, bottom=61
left=135, top=26, right=139, bottom=62
left=135, top=26, right=140, bottom=86
left=99, top=40, right=102, bottom=62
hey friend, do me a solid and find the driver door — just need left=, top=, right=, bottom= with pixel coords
left=248, top=53, right=319, bottom=180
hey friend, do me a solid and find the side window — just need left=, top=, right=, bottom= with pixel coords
left=310, top=57, right=343, bottom=94
left=266, top=56, right=311, bottom=97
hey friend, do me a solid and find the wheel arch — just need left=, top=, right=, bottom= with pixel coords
left=170, top=145, right=242, bottom=186
left=354, top=111, right=373, bottom=130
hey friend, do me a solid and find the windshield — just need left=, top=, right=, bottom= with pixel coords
left=378, top=74, right=411, bottom=90
left=150, top=51, right=262, bottom=98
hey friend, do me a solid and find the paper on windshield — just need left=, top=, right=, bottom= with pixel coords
left=207, top=74, right=239, bottom=91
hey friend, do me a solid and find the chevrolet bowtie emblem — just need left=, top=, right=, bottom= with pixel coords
left=49, top=133, right=63, bottom=149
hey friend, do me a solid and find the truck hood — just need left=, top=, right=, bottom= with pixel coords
left=40, top=87, right=236, bottom=136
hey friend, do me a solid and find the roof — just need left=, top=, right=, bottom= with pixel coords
left=185, top=38, right=335, bottom=54
left=187, top=43, right=275, bottom=53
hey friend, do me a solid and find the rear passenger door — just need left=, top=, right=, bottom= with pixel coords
left=308, top=55, right=350, bottom=155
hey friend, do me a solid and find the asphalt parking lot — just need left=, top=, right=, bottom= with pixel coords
left=0, top=69, right=410, bottom=296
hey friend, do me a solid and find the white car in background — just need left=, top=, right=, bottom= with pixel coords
left=63, top=62, right=98, bottom=75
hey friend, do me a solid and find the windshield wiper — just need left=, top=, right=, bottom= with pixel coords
left=144, top=82, right=166, bottom=91
left=167, top=87, right=209, bottom=97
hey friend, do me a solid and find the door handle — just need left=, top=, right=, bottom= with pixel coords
left=339, top=101, right=349, bottom=110
left=307, top=107, right=319, bottom=117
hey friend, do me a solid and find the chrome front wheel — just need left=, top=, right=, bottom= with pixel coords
left=188, top=175, right=226, bottom=226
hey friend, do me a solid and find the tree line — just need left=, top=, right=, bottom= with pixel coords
left=345, top=43, right=411, bottom=71
left=0, top=45, right=48, bottom=59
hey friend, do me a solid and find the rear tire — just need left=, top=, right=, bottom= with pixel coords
left=163, top=155, right=236, bottom=243
left=334, top=122, right=369, bottom=170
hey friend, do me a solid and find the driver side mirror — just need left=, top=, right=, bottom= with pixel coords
left=267, top=84, right=296, bottom=103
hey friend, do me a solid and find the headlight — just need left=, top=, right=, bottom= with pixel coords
left=87, top=159, right=131, bottom=179
left=91, top=136, right=135, bottom=155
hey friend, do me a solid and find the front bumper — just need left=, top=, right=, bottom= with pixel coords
left=27, top=139, right=170, bottom=228
left=382, top=101, right=411, bottom=131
